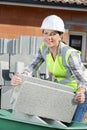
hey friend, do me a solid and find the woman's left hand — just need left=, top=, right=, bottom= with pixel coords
left=74, top=92, right=85, bottom=103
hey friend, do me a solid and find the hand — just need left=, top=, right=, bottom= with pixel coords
left=74, top=92, right=85, bottom=103
left=11, top=75, right=22, bottom=86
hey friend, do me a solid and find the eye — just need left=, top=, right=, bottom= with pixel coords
left=44, top=32, right=48, bottom=35
left=50, top=32, right=58, bottom=36
left=43, top=31, right=58, bottom=37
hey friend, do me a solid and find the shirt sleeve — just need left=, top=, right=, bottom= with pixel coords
left=68, top=51, right=87, bottom=89
left=24, top=49, right=44, bottom=76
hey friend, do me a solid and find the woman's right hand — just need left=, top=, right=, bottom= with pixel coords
left=11, top=75, right=22, bottom=86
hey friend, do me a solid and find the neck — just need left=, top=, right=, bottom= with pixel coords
left=49, top=47, right=57, bottom=54
left=49, top=46, right=58, bottom=60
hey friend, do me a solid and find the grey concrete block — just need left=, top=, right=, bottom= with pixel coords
left=18, top=36, right=31, bottom=55
left=10, top=75, right=73, bottom=109
left=14, top=81, right=77, bottom=123
left=30, top=36, right=37, bottom=55
left=4, top=39, right=16, bottom=54
left=0, top=61, right=9, bottom=85
left=0, top=54, right=9, bottom=62
left=10, top=85, right=21, bottom=109
left=0, top=54, right=10, bottom=85
left=15, top=61, right=24, bottom=74
left=10, top=54, right=35, bottom=73
left=19, top=75, right=73, bottom=92
left=2, top=85, right=12, bottom=94
left=30, top=36, right=42, bottom=55
left=0, top=39, right=4, bottom=53
left=1, top=88, right=13, bottom=109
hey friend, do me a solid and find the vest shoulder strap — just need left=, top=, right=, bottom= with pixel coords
left=61, top=43, right=81, bottom=65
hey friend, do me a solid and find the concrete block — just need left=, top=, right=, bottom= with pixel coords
left=1, top=88, right=13, bottom=109
left=4, top=39, right=16, bottom=54
left=18, top=36, right=31, bottom=55
left=19, top=74, right=73, bottom=92
left=0, top=39, right=4, bottom=53
left=0, top=54, right=9, bottom=62
left=10, top=74, right=73, bottom=109
left=10, top=54, right=35, bottom=73
left=0, top=61, right=9, bottom=85
left=30, top=36, right=42, bottom=55
left=15, top=61, right=24, bottom=74
left=14, top=81, right=77, bottom=123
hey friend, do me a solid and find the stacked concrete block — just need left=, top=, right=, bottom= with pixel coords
left=30, top=36, right=37, bottom=55
left=0, top=54, right=9, bottom=62
left=0, top=54, right=11, bottom=86
left=14, top=81, right=77, bottom=123
left=0, top=61, right=9, bottom=86
left=0, top=55, right=11, bottom=109
left=4, top=39, right=16, bottom=54
left=30, top=36, right=43, bottom=55
left=10, top=54, right=47, bottom=78
left=1, top=88, right=13, bottom=109
left=15, top=62, right=25, bottom=74
left=10, top=54, right=35, bottom=73
left=0, top=39, right=4, bottom=54
left=0, top=36, right=43, bottom=55
left=0, top=61, right=10, bottom=108
left=0, top=38, right=16, bottom=54
left=18, top=36, right=31, bottom=55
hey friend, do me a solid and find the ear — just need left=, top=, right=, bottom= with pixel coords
left=60, top=34, right=63, bottom=41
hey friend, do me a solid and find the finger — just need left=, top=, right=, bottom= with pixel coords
left=74, top=93, right=85, bottom=103
left=11, top=75, right=22, bottom=86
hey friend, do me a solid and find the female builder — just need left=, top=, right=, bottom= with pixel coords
left=11, top=15, right=87, bottom=122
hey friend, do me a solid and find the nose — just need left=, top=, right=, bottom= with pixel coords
left=48, top=35, right=53, bottom=40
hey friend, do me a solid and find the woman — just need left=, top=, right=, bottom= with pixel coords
left=11, top=15, right=87, bottom=122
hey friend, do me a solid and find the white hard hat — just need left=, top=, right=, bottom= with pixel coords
left=41, top=15, right=65, bottom=33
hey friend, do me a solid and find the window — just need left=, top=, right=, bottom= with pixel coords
left=69, top=35, right=82, bottom=51
left=69, top=32, right=86, bottom=62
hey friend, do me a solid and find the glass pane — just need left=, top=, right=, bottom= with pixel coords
left=69, top=35, right=82, bottom=51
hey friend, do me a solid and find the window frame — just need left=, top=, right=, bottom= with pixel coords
left=69, top=31, right=86, bottom=62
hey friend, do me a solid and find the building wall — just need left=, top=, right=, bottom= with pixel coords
left=0, top=4, right=87, bottom=61
left=0, top=4, right=87, bottom=38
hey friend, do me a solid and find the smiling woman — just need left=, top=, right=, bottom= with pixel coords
left=11, top=14, right=87, bottom=123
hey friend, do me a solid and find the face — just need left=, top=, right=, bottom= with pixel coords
left=42, top=29, right=62, bottom=48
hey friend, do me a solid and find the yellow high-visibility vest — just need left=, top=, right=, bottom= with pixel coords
left=40, top=42, right=82, bottom=92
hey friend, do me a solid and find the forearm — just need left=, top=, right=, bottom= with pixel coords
left=77, top=87, right=86, bottom=94
left=24, top=49, right=44, bottom=75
